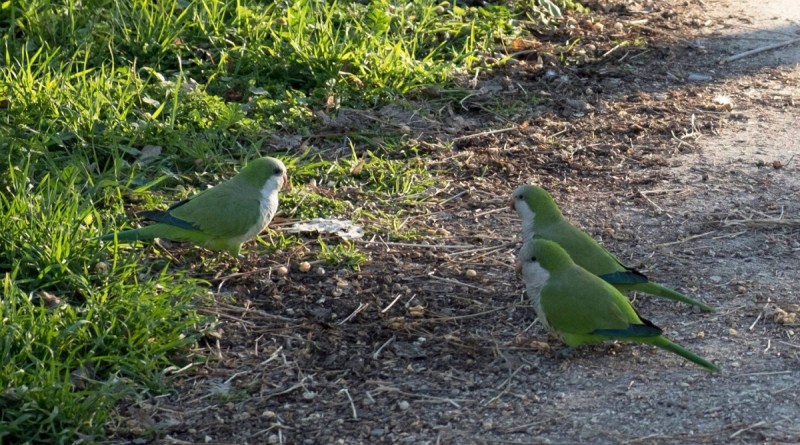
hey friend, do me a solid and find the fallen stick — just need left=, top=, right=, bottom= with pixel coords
left=721, top=37, right=800, bottom=64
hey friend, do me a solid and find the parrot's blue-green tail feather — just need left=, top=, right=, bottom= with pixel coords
left=599, top=270, right=648, bottom=285
left=634, top=282, right=716, bottom=313
left=101, top=226, right=161, bottom=243
left=650, top=337, right=719, bottom=372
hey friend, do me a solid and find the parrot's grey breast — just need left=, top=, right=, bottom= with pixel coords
left=522, top=261, right=551, bottom=331
left=236, top=175, right=282, bottom=243
left=516, top=203, right=537, bottom=240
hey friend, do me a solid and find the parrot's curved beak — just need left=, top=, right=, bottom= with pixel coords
left=514, top=261, right=521, bottom=276
left=509, top=198, right=516, bottom=212
left=282, top=173, right=291, bottom=191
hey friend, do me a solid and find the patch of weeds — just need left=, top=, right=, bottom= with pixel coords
left=254, top=230, right=304, bottom=255
left=517, top=0, right=589, bottom=24
left=479, top=97, right=538, bottom=120
left=326, top=148, right=436, bottom=198
left=316, top=239, right=368, bottom=271
left=358, top=208, right=425, bottom=242
left=0, top=157, right=206, bottom=443
left=283, top=190, right=352, bottom=220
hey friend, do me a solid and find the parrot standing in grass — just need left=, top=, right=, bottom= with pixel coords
left=102, top=156, right=290, bottom=256
left=518, top=238, right=719, bottom=372
left=511, top=184, right=714, bottom=312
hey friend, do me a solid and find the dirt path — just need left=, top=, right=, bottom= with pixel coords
left=109, top=1, right=799, bottom=444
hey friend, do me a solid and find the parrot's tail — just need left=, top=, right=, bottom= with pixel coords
left=651, top=337, right=720, bottom=372
left=636, top=282, right=715, bottom=313
left=101, top=225, right=160, bottom=243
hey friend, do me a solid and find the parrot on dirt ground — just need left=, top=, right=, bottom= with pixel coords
left=102, top=156, right=290, bottom=256
left=511, top=184, right=715, bottom=312
left=518, top=238, right=719, bottom=372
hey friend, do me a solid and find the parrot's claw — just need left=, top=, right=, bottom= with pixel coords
left=555, top=346, right=576, bottom=358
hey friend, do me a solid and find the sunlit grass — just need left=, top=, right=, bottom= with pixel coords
left=0, top=0, right=572, bottom=441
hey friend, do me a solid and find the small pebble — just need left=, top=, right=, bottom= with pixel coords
left=275, top=266, right=289, bottom=276
left=298, top=261, right=311, bottom=272
left=268, top=434, right=279, bottom=444
left=315, top=267, right=326, bottom=276
left=398, top=400, right=410, bottom=410
left=464, top=269, right=477, bottom=278
left=95, top=261, right=109, bottom=273
left=302, top=391, right=316, bottom=400
left=435, top=227, right=450, bottom=236
left=371, top=428, right=385, bottom=437
left=728, top=328, right=738, bottom=336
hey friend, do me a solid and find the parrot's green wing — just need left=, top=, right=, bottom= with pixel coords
left=539, top=265, right=643, bottom=335
left=538, top=221, right=626, bottom=276
left=154, top=180, right=261, bottom=239
left=540, top=215, right=713, bottom=311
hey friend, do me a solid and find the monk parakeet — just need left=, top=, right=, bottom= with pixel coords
left=519, top=238, right=719, bottom=372
left=102, top=157, right=290, bottom=256
left=511, top=184, right=714, bottom=312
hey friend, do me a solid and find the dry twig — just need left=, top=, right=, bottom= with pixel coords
left=722, top=38, right=800, bottom=63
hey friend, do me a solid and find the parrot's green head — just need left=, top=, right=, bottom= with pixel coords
left=510, top=184, right=562, bottom=234
left=239, top=157, right=291, bottom=191
left=518, top=238, right=574, bottom=276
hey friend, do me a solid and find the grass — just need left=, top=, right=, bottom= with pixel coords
left=0, top=0, right=572, bottom=441
left=317, top=239, right=369, bottom=271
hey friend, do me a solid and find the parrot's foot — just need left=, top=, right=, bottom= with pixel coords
left=555, top=346, right=576, bottom=358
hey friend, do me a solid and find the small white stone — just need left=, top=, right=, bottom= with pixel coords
left=464, top=269, right=477, bottom=278
left=298, top=261, right=312, bottom=272
left=315, top=267, right=326, bottom=276
left=275, top=266, right=289, bottom=276
left=398, top=400, right=410, bottom=410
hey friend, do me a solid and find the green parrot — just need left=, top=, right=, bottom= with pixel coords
left=102, top=157, right=290, bottom=256
left=511, top=184, right=714, bottom=312
left=518, top=238, right=719, bottom=372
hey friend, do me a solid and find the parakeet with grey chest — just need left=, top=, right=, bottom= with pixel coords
left=518, top=238, right=719, bottom=372
left=102, top=157, right=290, bottom=256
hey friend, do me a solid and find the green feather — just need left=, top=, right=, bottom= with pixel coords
left=522, top=239, right=719, bottom=372
left=101, top=157, right=289, bottom=256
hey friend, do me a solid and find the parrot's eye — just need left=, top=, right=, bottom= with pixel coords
left=274, top=167, right=283, bottom=175
left=530, top=255, right=537, bottom=262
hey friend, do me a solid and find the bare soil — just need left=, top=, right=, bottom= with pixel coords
left=108, top=0, right=800, bottom=443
